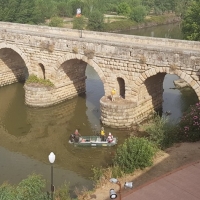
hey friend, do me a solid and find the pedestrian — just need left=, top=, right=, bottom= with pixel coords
left=111, top=88, right=116, bottom=101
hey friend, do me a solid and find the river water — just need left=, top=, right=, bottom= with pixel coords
left=0, top=23, right=198, bottom=196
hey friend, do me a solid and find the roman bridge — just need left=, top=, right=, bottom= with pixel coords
left=0, top=22, right=200, bottom=129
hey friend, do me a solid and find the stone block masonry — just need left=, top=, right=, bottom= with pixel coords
left=0, top=22, right=200, bottom=129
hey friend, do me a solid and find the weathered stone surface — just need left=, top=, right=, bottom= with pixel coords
left=0, top=22, right=200, bottom=128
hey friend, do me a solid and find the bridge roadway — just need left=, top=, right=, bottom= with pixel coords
left=0, top=21, right=199, bottom=52
left=122, top=161, right=200, bottom=200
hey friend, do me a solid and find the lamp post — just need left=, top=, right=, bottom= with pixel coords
left=48, top=152, right=56, bottom=200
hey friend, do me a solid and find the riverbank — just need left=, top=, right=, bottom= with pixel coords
left=84, top=141, right=200, bottom=200
left=103, top=13, right=181, bottom=32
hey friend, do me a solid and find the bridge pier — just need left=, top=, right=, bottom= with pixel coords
left=100, top=73, right=165, bottom=129
left=24, top=76, right=86, bottom=107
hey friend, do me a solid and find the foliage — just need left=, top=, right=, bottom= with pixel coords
left=113, top=137, right=157, bottom=174
left=90, top=165, right=124, bottom=188
left=0, top=174, right=48, bottom=200
left=142, top=114, right=178, bottom=149
left=90, top=166, right=104, bottom=186
left=182, top=0, right=200, bottom=41
left=0, top=183, right=15, bottom=199
left=87, top=10, right=104, bottom=31
left=16, top=174, right=48, bottom=200
left=26, top=75, right=54, bottom=87
left=177, top=102, right=200, bottom=142
left=117, top=2, right=131, bottom=16
left=0, top=0, right=45, bottom=24
left=129, top=5, right=147, bottom=22
left=73, top=16, right=85, bottom=30
left=49, top=16, right=64, bottom=27
left=54, top=182, right=72, bottom=200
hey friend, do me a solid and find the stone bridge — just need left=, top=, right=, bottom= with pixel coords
left=1, top=22, right=200, bottom=129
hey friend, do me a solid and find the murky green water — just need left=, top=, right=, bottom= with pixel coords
left=0, top=23, right=198, bottom=196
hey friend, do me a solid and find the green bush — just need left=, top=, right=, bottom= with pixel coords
left=113, top=137, right=157, bottom=174
left=142, top=114, right=178, bottom=149
left=0, top=174, right=49, bottom=200
left=26, top=75, right=54, bottom=87
left=54, top=182, right=72, bottom=200
left=49, top=16, right=64, bottom=27
left=177, top=102, right=200, bottom=142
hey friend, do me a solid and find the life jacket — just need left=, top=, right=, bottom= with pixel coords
left=101, top=130, right=105, bottom=136
left=111, top=89, right=116, bottom=95
left=107, top=135, right=113, bottom=142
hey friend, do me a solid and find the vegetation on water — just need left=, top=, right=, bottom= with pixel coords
left=26, top=75, right=54, bottom=87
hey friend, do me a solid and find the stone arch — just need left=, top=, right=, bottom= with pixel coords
left=55, top=53, right=106, bottom=84
left=38, top=63, right=46, bottom=79
left=134, top=67, right=200, bottom=102
left=117, top=77, right=125, bottom=98
left=0, top=42, right=30, bottom=70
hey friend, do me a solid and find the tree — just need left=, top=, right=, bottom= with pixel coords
left=87, top=10, right=104, bottom=31
left=117, top=2, right=131, bottom=16
left=49, top=16, right=64, bottom=27
left=73, top=15, right=85, bottom=29
left=130, top=5, right=147, bottom=22
left=182, top=0, right=200, bottom=41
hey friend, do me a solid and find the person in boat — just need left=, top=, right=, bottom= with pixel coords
left=107, top=132, right=114, bottom=143
left=69, top=133, right=75, bottom=143
left=74, top=129, right=81, bottom=143
left=100, top=127, right=106, bottom=141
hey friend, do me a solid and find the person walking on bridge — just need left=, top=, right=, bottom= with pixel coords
left=111, top=88, right=116, bottom=101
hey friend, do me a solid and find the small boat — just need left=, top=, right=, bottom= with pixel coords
left=69, top=136, right=118, bottom=147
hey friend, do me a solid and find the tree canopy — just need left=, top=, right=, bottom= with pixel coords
left=182, top=0, right=200, bottom=41
left=0, top=0, right=193, bottom=25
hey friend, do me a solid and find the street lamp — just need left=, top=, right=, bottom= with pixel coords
left=48, top=152, right=56, bottom=200
left=109, top=178, right=133, bottom=200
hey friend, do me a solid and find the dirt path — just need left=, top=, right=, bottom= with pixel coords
left=85, top=141, right=200, bottom=200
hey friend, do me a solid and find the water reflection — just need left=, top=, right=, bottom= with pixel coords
left=119, top=23, right=183, bottom=39
left=0, top=65, right=128, bottom=193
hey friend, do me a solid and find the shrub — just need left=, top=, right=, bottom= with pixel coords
left=0, top=174, right=49, bottom=200
left=129, top=5, right=147, bottom=22
left=177, top=102, right=200, bottom=142
left=49, top=16, right=64, bottom=27
left=54, top=182, right=72, bottom=200
left=113, top=137, right=157, bottom=174
left=142, top=114, right=178, bottom=149
left=26, top=75, right=54, bottom=87
left=16, top=174, right=48, bottom=200
left=73, top=16, right=85, bottom=30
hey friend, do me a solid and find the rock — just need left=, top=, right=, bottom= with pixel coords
left=173, top=79, right=190, bottom=88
